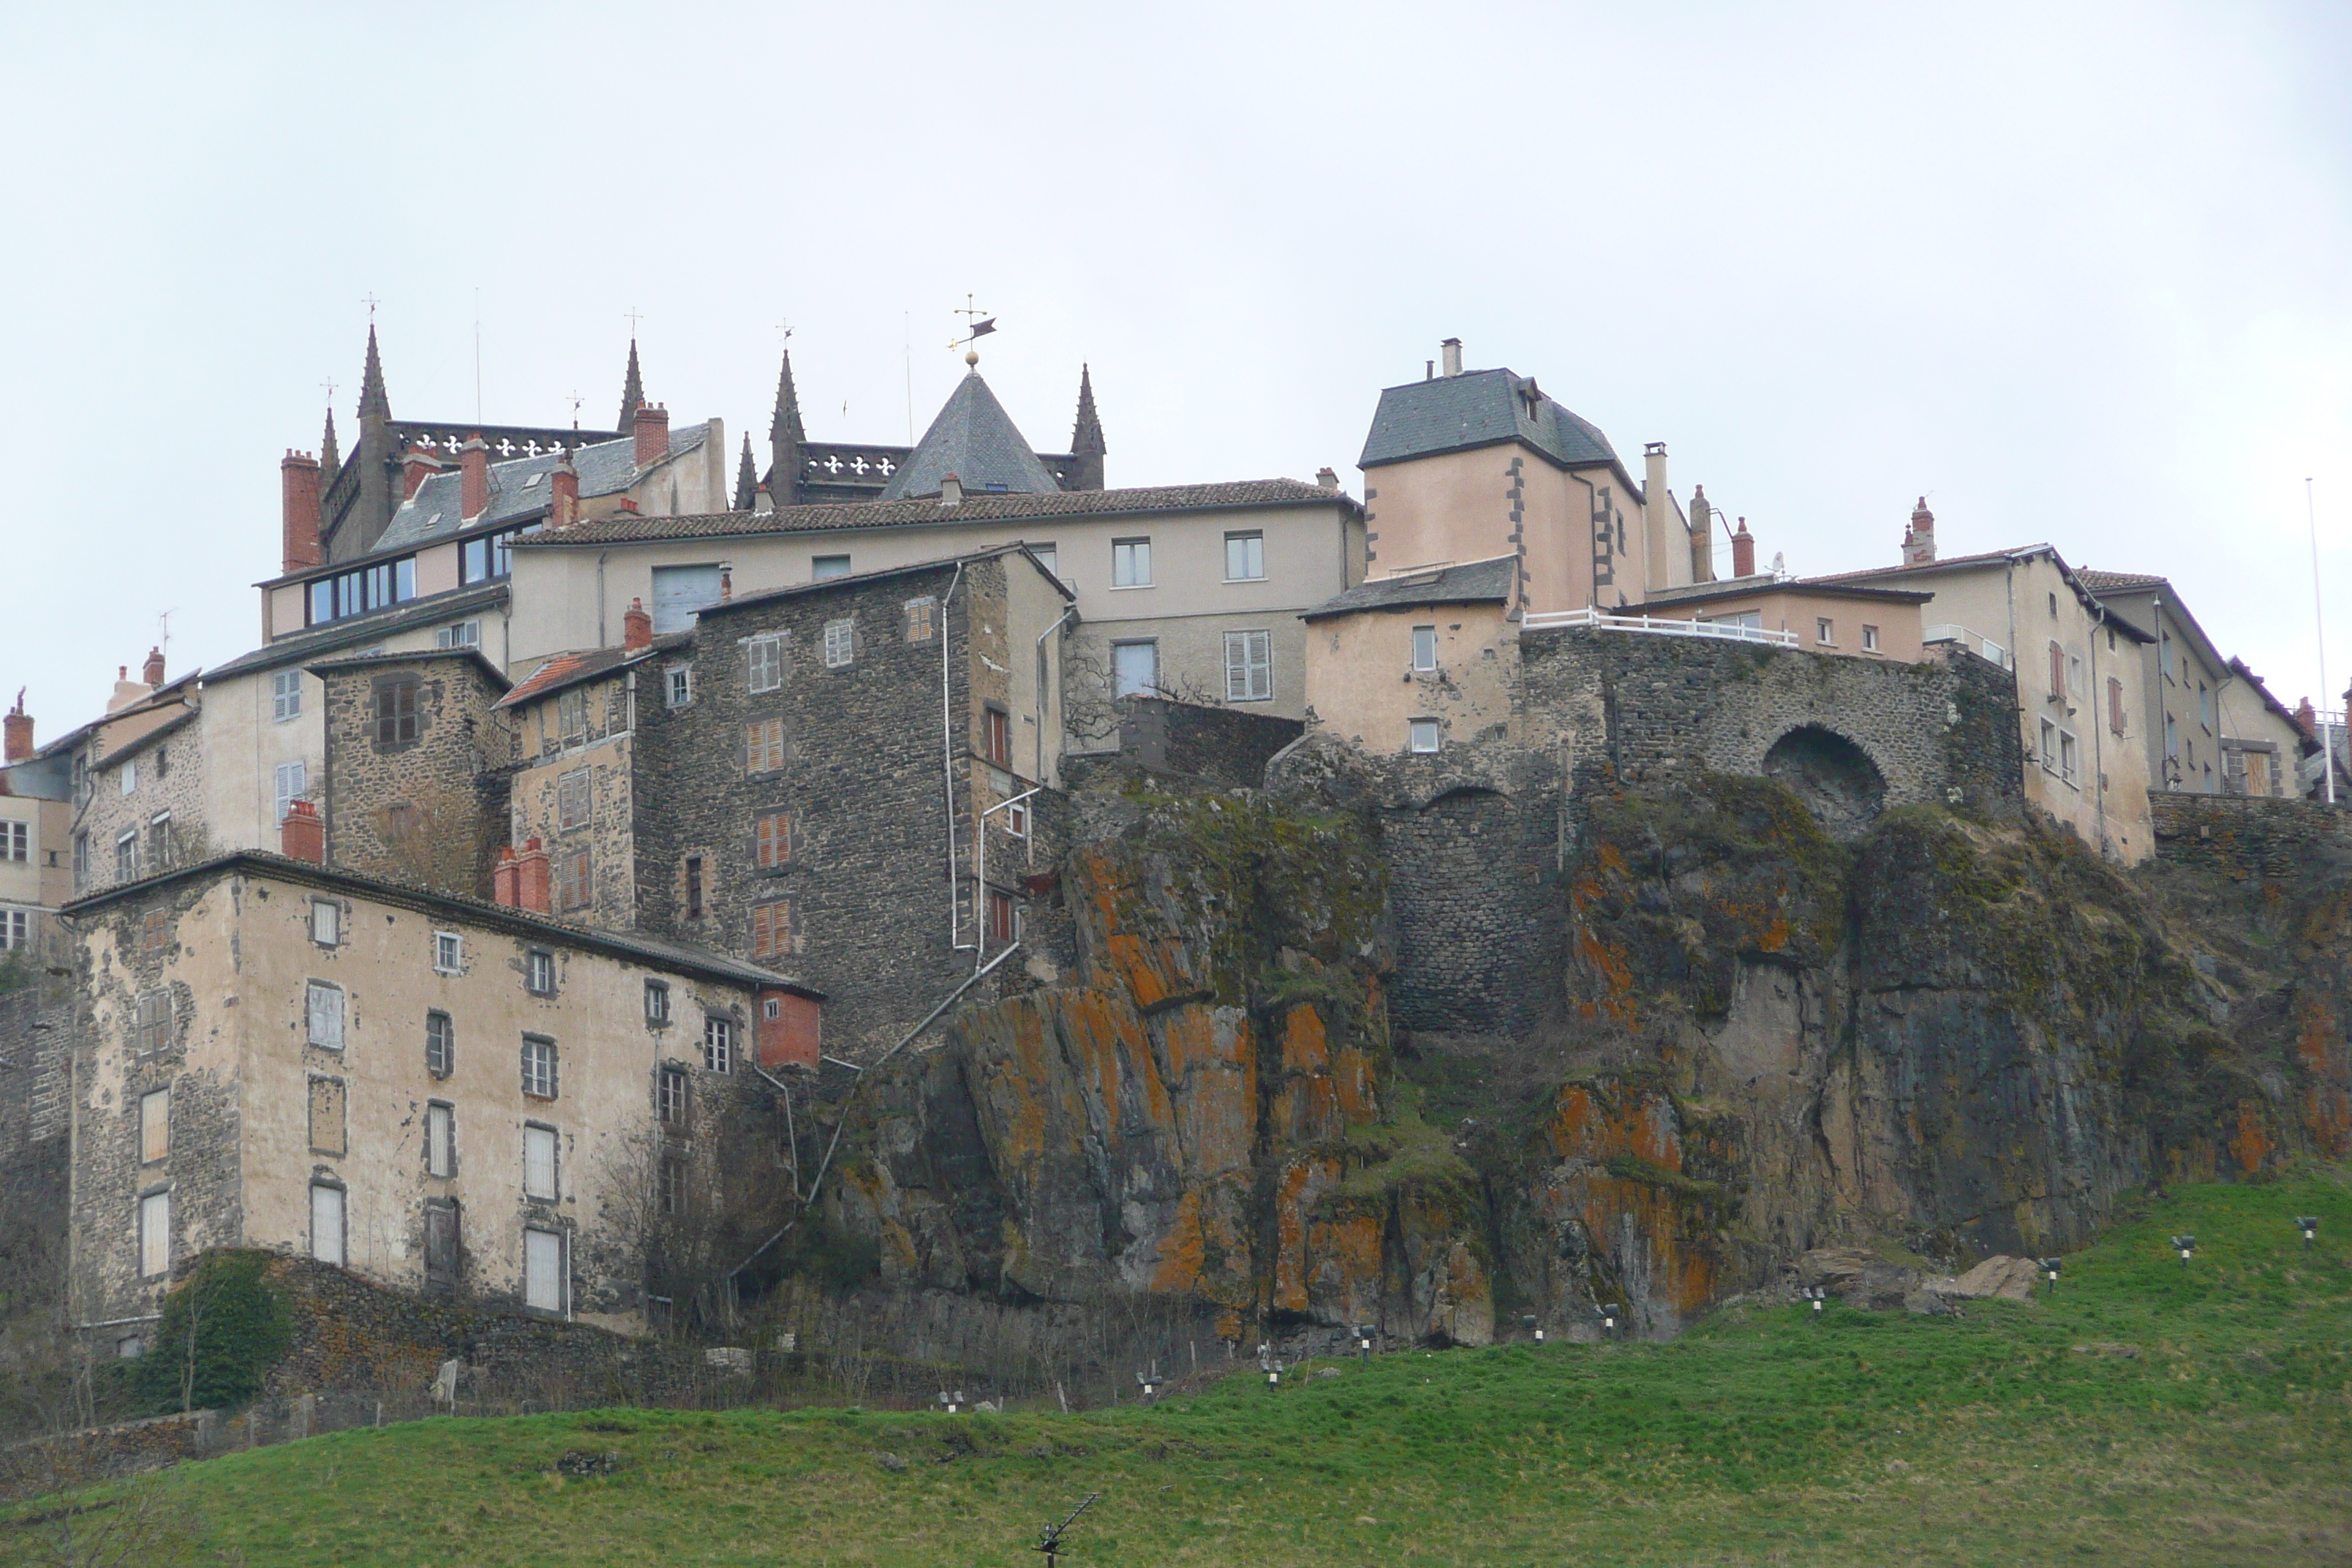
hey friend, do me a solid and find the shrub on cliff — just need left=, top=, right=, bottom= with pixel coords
left=136, top=1250, right=293, bottom=1414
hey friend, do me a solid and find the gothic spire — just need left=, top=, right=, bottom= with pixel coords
left=1068, top=363, right=1106, bottom=491
left=617, top=339, right=645, bottom=434
left=735, top=434, right=758, bottom=510
left=768, top=347, right=805, bottom=508
left=319, top=404, right=341, bottom=476
left=357, top=324, right=391, bottom=421
left=769, top=347, right=804, bottom=445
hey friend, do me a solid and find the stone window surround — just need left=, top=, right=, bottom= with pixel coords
left=644, top=978, right=671, bottom=1026
left=426, top=1009, right=455, bottom=1078
left=703, top=1015, right=734, bottom=1074
left=521, top=1034, right=559, bottom=1099
left=522, top=1120, right=559, bottom=1199
left=526, top=949, right=556, bottom=997
left=666, top=665, right=694, bottom=708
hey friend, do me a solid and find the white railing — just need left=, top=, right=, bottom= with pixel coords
left=1923, top=623, right=2011, bottom=668
left=1520, top=606, right=1798, bottom=647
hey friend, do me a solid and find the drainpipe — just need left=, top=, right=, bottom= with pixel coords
left=1035, top=608, right=1074, bottom=783
left=596, top=550, right=608, bottom=647
left=941, top=562, right=970, bottom=951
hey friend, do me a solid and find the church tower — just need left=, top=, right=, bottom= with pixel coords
left=769, top=348, right=805, bottom=509
left=1069, top=365, right=1106, bottom=491
left=617, top=339, right=646, bottom=434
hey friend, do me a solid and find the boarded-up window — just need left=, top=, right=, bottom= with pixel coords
left=309, top=1076, right=347, bottom=1156
left=746, top=719, right=785, bottom=773
left=557, top=689, right=587, bottom=746
left=557, top=849, right=592, bottom=910
left=755, top=813, right=790, bottom=868
left=557, top=768, right=591, bottom=830
left=310, top=1182, right=345, bottom=1266
left=2108, top=676, right=2125, bottom=735
left=138, top=1190, right=170, bottom=1278
left=424, top=1201, right=459, bottom=1287
left=139, top=1088, right=169, bottom=1164
left=426, top=1102, right=455, bottom=1178
left=524, top=1123, right=558, bottom=1199
left=523, top=1226, right=565, bottom=1312
left=374, top=676, right=420, bottom=747
left=750, top=900, right=791, bottom=960
left=312, top=899, right=339, bottom=946
left=140, top=907, right=168, bottom=952
left=306, top=981, right=343, bottom=1049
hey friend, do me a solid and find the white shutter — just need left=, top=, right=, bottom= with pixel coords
left=524, top=1228, right=565, bottom=1312
left=1224, top=633, right=1248, bottom=701
left=426, top=1105, right=454, bottom=1178
left=309, top=1183, right=344, bottom=1266
left=138, top=1190, right=170, bottom=1277
left=306, top=982, right=343, bottom=1049
left=524, top=1125, right=557, bottom=1199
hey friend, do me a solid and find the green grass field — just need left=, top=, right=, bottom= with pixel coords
left=12, top=1173, right=2352, bottom=1567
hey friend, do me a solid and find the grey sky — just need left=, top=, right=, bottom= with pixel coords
left=3, top=2, right=2346, bottom=730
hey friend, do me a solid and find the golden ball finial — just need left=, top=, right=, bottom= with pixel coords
left=965, top=349, right=979, bottom=367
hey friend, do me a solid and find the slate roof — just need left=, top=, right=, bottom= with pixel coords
left=493, top=637, right=685, bottom=712
left=878, top=373, right=1062, bottom=502
left=513, top=480, right=1354, bottom=549
left=1302, top=556, right=1518, bottom=621
left=371, top=421, right=713, bottom=554
left=61, top=850, right=820, bottom=996
left=205, top=583, right=510, bottom=684
left=1358, top=369, right=1622, bottom=472
left=306, top=646, right=510, bottom=692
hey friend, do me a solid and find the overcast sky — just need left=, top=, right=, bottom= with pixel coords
left=2, top=1, right=2347, bottom=731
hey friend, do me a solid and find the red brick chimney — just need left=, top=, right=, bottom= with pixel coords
left=402, top=445, right=446, bottom=500
left=4, top=690, right=31, bottom=764
left=1902, top=496, right=1937, bottom=565
left=1732, top=518, right=1757, bottom=578
left=514, top=837, right=551, bottom=913
left=634, top=403, right=670, bottom=467
left=549, top=451, right=579, bottom=529
left=494, top=845, right=520, bottom=907
left=2295, top=697, right=2319, bottom=741
left=459, top=435, right=491, bottom=520
left=757, top=989, right=821, bottom=1071
left=142, top=647, right=166, bottom=688
left=281, top=451, right=323, bottom=573
left=622, top=598, right=652, bottom=652
left=282, top=799, right=325, bottom=864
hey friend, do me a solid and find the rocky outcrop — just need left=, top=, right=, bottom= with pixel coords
left=811, top=768, right=2351, bottom=1351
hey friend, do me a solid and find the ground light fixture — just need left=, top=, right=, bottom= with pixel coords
left=2171, top=1235, right=2196, bottom=1267
left=2296, top=1216, right=2318, bottom=1251
left=2040, top=1258, right=2062, bottom=1295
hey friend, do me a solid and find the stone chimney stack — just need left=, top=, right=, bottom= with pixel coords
left=939, top=472, right=962, bottom=507
left=549, top=451, right=579, bottom=529
left=107, top=666, right=145, bottom=715
left=1902, top=497, right=1937, bottom=565
left=282, top=799, right=325, bottom=864
left=402, top=445, right=445, bottom=500
left=1316, top=467, right=1339, bottom=490
left=142, top=647, right=166, bottom=688
left=634, top=403, right=670, bottom=468
left=4, top=691, right=32, bottom=764
left=1689, top=484, right=1716, bottom=584
left=459, top=435, right=491, bottom=521
left=281, top=451, right=323, bottom=574
left=1440, top=337, right=1463, bottom=377
left=623, top=598, right=652, bottom=652
left=1732, top=518, right=1757, bottom=578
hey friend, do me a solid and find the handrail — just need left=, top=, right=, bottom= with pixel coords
left=1520, top=606, right=1798, bottom=647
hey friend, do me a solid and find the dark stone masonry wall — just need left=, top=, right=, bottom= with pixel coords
left=320, top=652, right=515, bottom=900
left=1112, top=696, right=1305, bottom=788
left=2148, top=789, right=2352, bottom=877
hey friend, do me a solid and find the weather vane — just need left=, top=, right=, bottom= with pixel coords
left=949, top=293, right=996, bottom=366
left=321, top=377, right=337, bottom=407
left=361, top=293, right=380, bottom=321
left=624, top=306, right=644, bottom=336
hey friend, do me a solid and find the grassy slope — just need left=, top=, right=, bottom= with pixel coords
left=19, top=1175, right=2352, bottom=1567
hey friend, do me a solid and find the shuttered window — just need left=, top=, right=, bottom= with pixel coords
left=138, top=1190, right=170, bottom=1277
left=306, top=982, right=343, bottom=1049
left=310, top=1183, right=345, bottom=1266
left=1223, top=631, right=1271, bottom=702
left=523, top=1123, right=558, bottom=1200
left=523, top=1227, right=565, bottom=1313
left=139, top=1088, right=169, bottom=1164
left=755, top=813, right=791, bottom=868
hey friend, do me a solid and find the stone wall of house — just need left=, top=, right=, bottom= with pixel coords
left=1107, top=696, right=1305, bottom=788
left=320, top=654, right=514, bottom=900
left=0, top=984, right=72, bottom=1322
left=509, top=708, right=638, bottom=931
left=2148, top=789, right=2352, bottom=878
left=632, top=557, right=1028, bottom=1062
left=72, top=717, right=209, bottom=897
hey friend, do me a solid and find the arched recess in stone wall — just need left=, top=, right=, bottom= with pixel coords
left=1761, top=725, right=1887, bottom=840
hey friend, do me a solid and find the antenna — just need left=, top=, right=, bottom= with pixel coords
left=1033, top=1493, right=1100, bottom=1566
left=473, top=287, right=483, bottom=426
left=2310, top=478, right=2335, bottom=804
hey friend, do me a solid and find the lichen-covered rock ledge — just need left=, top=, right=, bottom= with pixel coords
left=813, top=774, right=2351, bottom=1350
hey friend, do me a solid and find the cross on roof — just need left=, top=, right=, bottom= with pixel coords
left=361, top=293, right=380, bottom=320
left=624, top=307, right=644, bottom=333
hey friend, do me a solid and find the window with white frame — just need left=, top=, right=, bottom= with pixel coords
left=704, top=1016, right=734, bottom=1074
left=0, top=910, right=27, bottom=951
left=148, top=813, right=172, bottom=870
left=311, top=898, right=339, bottom=946
left=523, top=1123, right=558, bottom=1199
left=272, top=669, right=302, bottom=721
left=747, top=633, right=783, bottom=693
left=434, top=931, right=461, bottom=973
left=1411, top=625, right=1438, bottom=673
left=823, top=618, right=854, bottom=668
left=2039, top=719, right=2059, bottom=772
left=1006, top=799, right=1030, bottom=839
left=1112, top=640, right=1158, bottom=698
left=0, top=820, right=23, bottom=861
left=426, top=1101, right=456, bottom=1178
left=274, top=761, right=306, bottom=823
left=1409, top=718, right=1441, bottom=754
left=121, top=760, right=137, bottom=796
left=645, top=979, right=671, bottom=1025
left=1224, top=630, right=1272, bottom=702
left=434, top=619, right=480, bottom=649
left=138, top=1190, right=170, bottom=1278
left=1111, top=538, right=1152, bottom=588
left=1224, top=531, right=1265, bottom=581
left=523, top=1226, right=565, bottom=1313
left=1815, top=618, right=1836, bottom=646
left=115, top=831, right=137, bottom=883
left=140, top=1088, right=170, bottom=1164
left=426, top=1011, right=454, bottom=1078
left=527, top=949, right=555, bottom=996
left=1030, top=544, right=1059, bottom=583
left=521, top=1035, right=557, bottom=1098
left=1861, top=625, right=1880, bottom=653
left=666, top=666, right=693, bottom=707
left=658, top=1065, right=688, bottom=1126
left=310, top=1181, right=345, bottom=1266
left=306, top=981, right=344, bottom=1049
left=2058, top=729, right=2081, bottom=785
left=659, top=1157, right=687, bottom=1216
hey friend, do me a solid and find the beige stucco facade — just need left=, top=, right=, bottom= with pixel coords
left=67, top=858, right=799, bottom=1334
left=1305, top=600, right=1519, bottom=755
left=1639, top=581, right=1929, bottom=663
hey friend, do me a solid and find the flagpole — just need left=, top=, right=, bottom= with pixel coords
left=2313, top=477, right=2335, bottom=805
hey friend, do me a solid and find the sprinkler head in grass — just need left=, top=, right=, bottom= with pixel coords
left=2171, top=1235, right=2195, bottom=1266
left=2296, top=1216, right=2318, bottom=1250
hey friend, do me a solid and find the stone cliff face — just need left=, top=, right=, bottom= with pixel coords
left=820, top=773, right=2352, bottom=1348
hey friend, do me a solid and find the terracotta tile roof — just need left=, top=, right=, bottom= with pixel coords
left=510, top=479, right=1356, bottom=549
